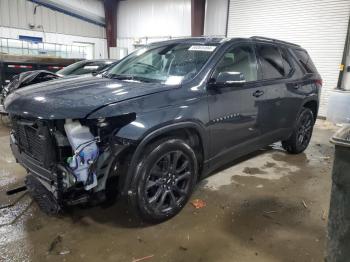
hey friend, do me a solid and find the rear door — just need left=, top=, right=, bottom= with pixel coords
left=285, top=48, right=320, bottom=123
left=254, top=43, right=290, bottom=139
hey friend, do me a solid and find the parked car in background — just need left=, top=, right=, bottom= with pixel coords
left=5, top=37, right=321, bottom=223
left=0, top=59, right=117, bottom=114
left=56, top=59, right=116, bottom=76
left=0, top=54, right=81, bottom=89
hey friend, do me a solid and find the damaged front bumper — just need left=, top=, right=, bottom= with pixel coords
left=10, top=132, right=131, bottom=214
left=10, top=134, right=59, bottom=194
left=10, top=135, right=65, bottom=213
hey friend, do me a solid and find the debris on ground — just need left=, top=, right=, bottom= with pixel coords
left=132, top=254, right=154, bottom=262
left=179, top=246, right=188, bottom=251
left=191, top=199, right=206, bottom=209
left=59, top=250, right=71, bottom=256
left=48, top=235, right=62, bottom=253
left=48, top=235, right=71, bottom=255
left=137, top=236, right=143, bottom=243
left=322, top=210, right=327, bottom=221
left=302, top=200, right=308, bottom=209
left=263, top=210, right=277, bottom=214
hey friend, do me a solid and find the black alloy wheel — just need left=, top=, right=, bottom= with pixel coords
left=282, top=107, right=315, bottom=154
left=145, top=150, right=191, bottom=213
left=296, top=111, right=313, bottom=149
left=131, top=138, right=198, bottom=223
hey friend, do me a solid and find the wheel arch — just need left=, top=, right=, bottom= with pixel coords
left=119, top=121, right=208, bottom=196
left=302, top=99, right=318, bottom=121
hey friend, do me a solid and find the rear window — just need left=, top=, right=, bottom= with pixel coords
left=256, top=44, right=285, bottom=79
left=292, top=49, right=317, bottom=74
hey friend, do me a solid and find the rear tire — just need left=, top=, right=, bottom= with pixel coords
left=282, top=107, right=315, bottom=154
left=129, top=138, right=198, bottom=223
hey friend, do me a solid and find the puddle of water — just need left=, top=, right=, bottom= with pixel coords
left=204, top=151, right=301, bottom=191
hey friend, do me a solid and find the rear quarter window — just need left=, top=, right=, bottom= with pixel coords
left=280, top=48, right=293, bottom=76
left=256, top=44, right=285, bottom=79
left=292, top=49, right=318, bottom=74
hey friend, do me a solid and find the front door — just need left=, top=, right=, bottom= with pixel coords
left=207, top=43, right=261, bottom=164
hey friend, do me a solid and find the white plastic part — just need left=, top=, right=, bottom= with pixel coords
left=64, top=119, right=98, bottom=190
left=327, top=90, right=350, bottom=124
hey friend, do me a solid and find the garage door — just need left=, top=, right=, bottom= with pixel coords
left=227, top=0, right=350, bottom=117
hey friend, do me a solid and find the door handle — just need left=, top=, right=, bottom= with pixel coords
left=252, top=90, right=264, bottom=97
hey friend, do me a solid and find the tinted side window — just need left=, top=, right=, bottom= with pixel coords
left=281, top=48, right=293, bottom=76
left=293, top=49, right=317, bottom=73
left=214, top=44, right=258, bottom=82
left=256, top=44, right=285, bottom=79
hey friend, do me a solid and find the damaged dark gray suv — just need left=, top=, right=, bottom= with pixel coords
left=5, top=36, right=321, bottom=223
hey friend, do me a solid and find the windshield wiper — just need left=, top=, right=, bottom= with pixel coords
left=107, top=74, right=154, bottom=83
left=107, top=74, right=134, bottom=80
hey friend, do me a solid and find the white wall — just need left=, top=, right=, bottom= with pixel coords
left=0, top=0, right=107, bottom=59
left=226, top=0, right=350, bottom=117
left=0, top=26, right=108, bottom=59
left=117, top=0, right=191, bottom=52
left=0, top=0, right=105, bottom=38
left=204, top=0, right=228, bottom=36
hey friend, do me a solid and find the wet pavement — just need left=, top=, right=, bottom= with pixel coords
left=0, top=120, right=337, bottom=262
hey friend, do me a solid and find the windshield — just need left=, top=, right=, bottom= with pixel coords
left=57, top=61, right=113, bottom=76
left=106, top=43, right=217, bottom=84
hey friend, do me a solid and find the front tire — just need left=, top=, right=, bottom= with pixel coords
left=130, top=138, right=198, bottom=223
left=282, top=107, right=315, bottom=154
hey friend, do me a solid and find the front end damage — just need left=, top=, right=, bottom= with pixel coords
left=9, top=114, right=136, bottom=214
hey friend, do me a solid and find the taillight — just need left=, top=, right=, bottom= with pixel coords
left=315, top=79, right=322, bottom=87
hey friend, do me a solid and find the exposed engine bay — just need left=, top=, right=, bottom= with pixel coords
left=9, top=114, right=135, bottom=213
left=64, top=120, right=99, bottom=190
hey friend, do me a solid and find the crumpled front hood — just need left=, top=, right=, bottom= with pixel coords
left=3, top=70, right=60, bottom=99
left=5, top=76, right=174, bottom=119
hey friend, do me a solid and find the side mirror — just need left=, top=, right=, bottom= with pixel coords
left=216, top=72, right=246, bottom=85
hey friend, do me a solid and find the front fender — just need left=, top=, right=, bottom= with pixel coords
left=88, top=88, right=209, bottom=143
left=86, top=89, right=210, bottom=195
left=113, top=99, right=209, bottom=196
left=119, top=120, right=208, bottom=196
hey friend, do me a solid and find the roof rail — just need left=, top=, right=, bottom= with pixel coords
left=250, top=36, right=300, bottom=47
